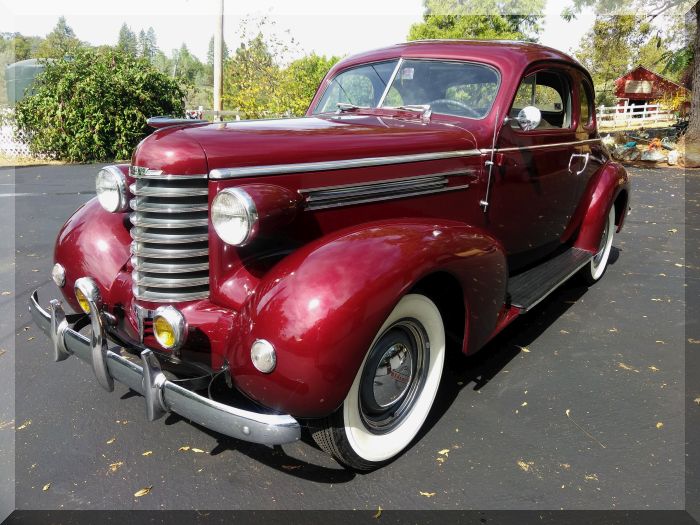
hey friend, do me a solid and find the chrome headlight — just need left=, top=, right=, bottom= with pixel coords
left=96, top=166, right=128, bottom=213
left=212, top=188, right=258, bottom=246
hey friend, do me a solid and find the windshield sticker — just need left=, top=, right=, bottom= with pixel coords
left=401, top=67, right=414, bottom=80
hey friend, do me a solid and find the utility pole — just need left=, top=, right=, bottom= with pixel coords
left=213, top=0, right=224, bottom=122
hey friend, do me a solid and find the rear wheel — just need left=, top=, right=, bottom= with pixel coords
left=311, top=294, right=445, bottom=470
left=581, top=207, right=615, bottom=284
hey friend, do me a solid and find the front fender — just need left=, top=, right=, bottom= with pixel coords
left=570, top=160, right=630, bottom=253
left=229, top=219, right=506, bottom=417
left=54, top=197, right=132, bottom=311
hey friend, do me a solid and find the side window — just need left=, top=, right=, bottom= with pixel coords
left=510, top=70, right=572, bottom=130
left=579, top=81, right=593, bottom=127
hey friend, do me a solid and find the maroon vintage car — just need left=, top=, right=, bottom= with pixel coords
left=30, top=40, right=629, bottom=470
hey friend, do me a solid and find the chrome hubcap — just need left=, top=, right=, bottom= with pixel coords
left=373, top=343, right=414, bottom=408
left=358, top=318, right=429, bottom=434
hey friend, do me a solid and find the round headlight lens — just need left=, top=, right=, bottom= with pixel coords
left=212, top=188, right=258, bottom=246
left=251, top=339, right=276, bottom=373
left=153, top=306, right=186, bottom=351
left=96, top=166, right=127, bottom=213
left=51, top=263, right=66, bottom=287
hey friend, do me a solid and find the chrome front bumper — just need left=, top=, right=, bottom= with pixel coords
left=28, top=288, right=301, bottom=446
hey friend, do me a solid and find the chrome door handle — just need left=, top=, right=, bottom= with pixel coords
left=568, top=153, right=590, bottom=175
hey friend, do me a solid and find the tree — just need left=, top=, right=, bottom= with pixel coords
left=117, top=23, right=138, bottom=55
left=574, top=15, right=653, bottom=105
left=207, top=35, right=229, bottom=67
left=36, top=16, right=81, bottom=59
left=278, top=54, right=341, bottom=116
left=14, top=47, right=184, bottom=161
left=564, top=0, right=699, bottom=166
left=408, top=0, right=546, bottom=42
left=138, top=27, right=158, bottom=61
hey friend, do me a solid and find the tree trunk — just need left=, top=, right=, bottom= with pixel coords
left=684, top=2, right=700, bottom=167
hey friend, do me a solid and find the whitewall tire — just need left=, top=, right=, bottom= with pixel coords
left=311, top=293, right=445, bottom=470
left=582, top=207, right=615, bottom=284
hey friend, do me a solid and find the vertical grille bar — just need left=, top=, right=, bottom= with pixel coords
left=129, top=166, right=210, bottom=302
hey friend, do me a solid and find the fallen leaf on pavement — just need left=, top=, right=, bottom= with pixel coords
left=517, top=346, right=530, bottom=353
left=16, top=420, right=31, bottom=430
left=584, top=473, right=599, bottom=481
left=688, top=339, right=700, bottom=345
left=134, top=486, right=152, bottom=498
left=142, top=451, right=153, bottom=456
left=656, top=422, right=664, bottom=429
left=373, top=506, right=382, bottom=519
left=648, top=366, right=660, bottom=372
left=419, top=491, right=436, bottom=498
left=618, top=362, right=639, bottom=373
left=178, top=446, right=190, bottom=452
left=42, top=483, right=51, bottom=491
left=191, top=448, right=206, bottom=454
left=438, top=449, right=450, bottom=456
left=108, top=461, right=123, bottom=473
left=694, top=398, right=700, bottom=406
left=517, top=460, right=533, bottom=472
left=106, top=437, right=115, bottom=444
left=668, top=229, right=678, bottom=234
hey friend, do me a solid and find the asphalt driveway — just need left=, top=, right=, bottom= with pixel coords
left=4, top=163, right=688, bottom=510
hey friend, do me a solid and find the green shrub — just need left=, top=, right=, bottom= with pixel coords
left=15, top=47, right=184, bottom=161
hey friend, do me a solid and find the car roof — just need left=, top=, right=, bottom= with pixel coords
left=331, top=40, right=583, bottom=75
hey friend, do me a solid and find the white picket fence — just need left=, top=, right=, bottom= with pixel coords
left=596, top=103, right=676, bottom=130
left=0, top=108, right=32, bottom=158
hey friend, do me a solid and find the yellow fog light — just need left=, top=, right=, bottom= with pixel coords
left=153, top=306, right=186, bottom=351
left=75, top=288, right=91, bottom=314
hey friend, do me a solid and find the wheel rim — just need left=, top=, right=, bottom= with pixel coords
left=358, top=318, right=429, bottom=434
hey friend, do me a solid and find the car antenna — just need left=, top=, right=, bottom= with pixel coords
left=480, top=108, right=500, bottom=212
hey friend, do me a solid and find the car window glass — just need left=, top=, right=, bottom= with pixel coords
left=380, top=59, right=500, bottom=119
left=510, top=71, right=572, bottom=130
left=313, top=60, right=398, bottom=113
left=580, top=81, right=592, bottom=127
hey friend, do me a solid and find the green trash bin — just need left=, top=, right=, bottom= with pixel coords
left=5, top=59, right=46, bottom=106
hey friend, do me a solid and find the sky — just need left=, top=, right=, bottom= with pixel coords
left=1, top=0, right=596, bottom=62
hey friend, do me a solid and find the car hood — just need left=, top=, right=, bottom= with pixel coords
left=132, top=115, right=479, bottom=176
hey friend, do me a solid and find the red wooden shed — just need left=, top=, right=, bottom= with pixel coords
left=614, top=65, right=690, bottom=112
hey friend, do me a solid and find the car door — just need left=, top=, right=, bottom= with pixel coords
left=486, top=65, right=580, bottom=271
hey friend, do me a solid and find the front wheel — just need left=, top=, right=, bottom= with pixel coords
left=581, top=207, right=615, bottom=284
left=311, top=294, right=445, bottom=470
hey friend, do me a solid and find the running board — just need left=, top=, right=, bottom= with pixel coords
left=508, top=248, right=593, bottom=312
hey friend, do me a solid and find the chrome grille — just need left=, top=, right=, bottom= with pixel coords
left=129, top=166, right=209, bottom=302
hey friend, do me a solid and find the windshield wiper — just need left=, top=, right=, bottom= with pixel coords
left=336, top=102, right=361, bottom=113
left=395, top=104, right=432, bottom=122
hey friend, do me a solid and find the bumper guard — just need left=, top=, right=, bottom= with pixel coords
left=29, top=286, right=301, bottom=446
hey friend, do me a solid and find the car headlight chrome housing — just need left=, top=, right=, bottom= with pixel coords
left=96, top=166, right=129, bottom=213
left=212, top=188, right=258, bottom=246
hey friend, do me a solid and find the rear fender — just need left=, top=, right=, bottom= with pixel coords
left=229, top=219, right=507, bottom=417
left=571, top=161, right=630, bottom=253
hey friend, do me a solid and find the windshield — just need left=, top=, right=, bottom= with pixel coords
left=381, top=60, right=500, bottom=119
left=313, top=58, right=500, bottom=119
left=313, top=60, right=399, bottom=113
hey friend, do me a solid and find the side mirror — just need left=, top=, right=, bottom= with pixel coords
left=516, top=106, right=541, bottom=131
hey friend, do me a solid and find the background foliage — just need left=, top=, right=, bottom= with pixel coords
left=14, top=47, right=184, bottom=161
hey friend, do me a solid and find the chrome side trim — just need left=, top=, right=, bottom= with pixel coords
left=129, top=166, right=208, bottom=180
left=29, top=290, right=301, bottom=446
left=300, top=170, right=474, bottom=211
left=481, top=138, right=602, bottom=154
left=209, top=149, right=483, bottom=179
